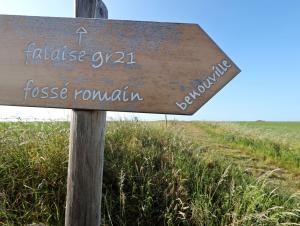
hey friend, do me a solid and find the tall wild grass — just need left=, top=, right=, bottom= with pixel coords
left=199, top=122, right=300, bottom=169
left=0, top=121, right=299, bottom=225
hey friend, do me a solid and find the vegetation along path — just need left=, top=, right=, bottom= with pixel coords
left=1, top=121, right=300, bottom=225
left=174, top=121, right=300, bottom=194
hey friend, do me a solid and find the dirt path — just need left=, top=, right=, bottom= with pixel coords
left=175, top=122, right=300, bottom=195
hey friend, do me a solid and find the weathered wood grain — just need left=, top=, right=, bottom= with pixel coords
left=65, top=110, right=107, bottom=226
left=65, top=1, right=108, bottom=226
left=75, top=0, right=95, bottom=18
left=0, top=12, right=240, bottom=115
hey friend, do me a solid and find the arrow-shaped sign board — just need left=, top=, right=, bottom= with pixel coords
left=0, top=14, right=240, bottom=115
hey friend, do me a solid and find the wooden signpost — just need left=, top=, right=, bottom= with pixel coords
left=0, top=0, right=241, bottom=225
left=0, top=9, right=240, bottom=115
left=65, top=1, right=108, bottom=225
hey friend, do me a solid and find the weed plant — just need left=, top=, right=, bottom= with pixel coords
left=0, top=121, right=299, bottom=225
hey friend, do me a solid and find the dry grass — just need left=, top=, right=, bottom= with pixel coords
left=0, top=121, right=299, bottom=225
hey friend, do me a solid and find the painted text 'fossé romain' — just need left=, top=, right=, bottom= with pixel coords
left=176, top=59, right=232, bottom=111
left=23, top=80, right=143, bottom=103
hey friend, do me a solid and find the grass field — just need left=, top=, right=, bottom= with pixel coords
left=213, top=121, right=300, bottom=148
left=0, top=121, right=300, bottom=225
left=197, top=121, right=300, bottom=170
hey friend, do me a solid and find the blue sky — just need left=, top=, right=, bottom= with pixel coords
left=0, top=0, right=299, bottom=121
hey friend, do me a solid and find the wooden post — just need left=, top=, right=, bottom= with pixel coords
left=165, top=114, right=168, bottom=128
left=65, top=1, right=108, bottom=226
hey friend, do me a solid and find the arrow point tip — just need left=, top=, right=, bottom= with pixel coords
left=76, top=26, right=87, bottom=33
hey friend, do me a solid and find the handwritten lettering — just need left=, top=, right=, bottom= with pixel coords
left=23, top=80, right=143, bottom=104
left=24, top=42, right=136, bottom=69
left=74, top=86, right=143, bottom=102
left=24, top=80, right=70, bottom=100
left=24, top=80, right=69, bottom=100
left=176, top=59, right=232, bottom=111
